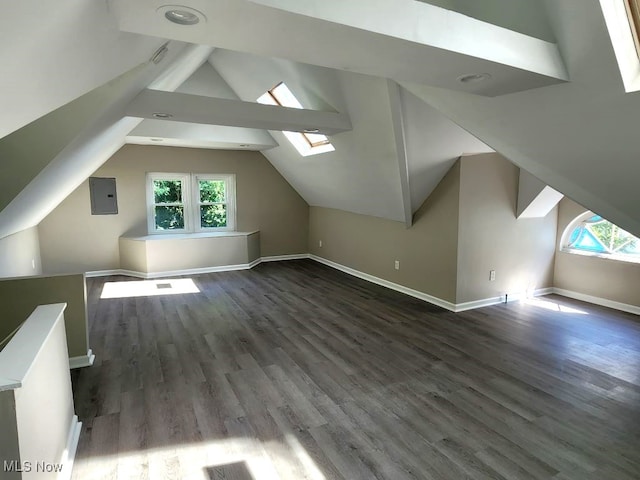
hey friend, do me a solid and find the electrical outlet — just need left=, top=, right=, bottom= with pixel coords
left=31, top=259, right=36, bottom=269
left=319, top=240, right=323, bottom=247
left=489, top=270, right=496, bottom=281
left=394, top=260, right=400, bottom=270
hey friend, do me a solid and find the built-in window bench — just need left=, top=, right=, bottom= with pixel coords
left=119, top=231, right=261, bottom=277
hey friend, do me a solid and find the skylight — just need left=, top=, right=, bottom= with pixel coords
left=626, top=0, right=640, bottom=54
left=257, top=82, right=335, bottom=156
left=599, top=0, right=640, bottom=92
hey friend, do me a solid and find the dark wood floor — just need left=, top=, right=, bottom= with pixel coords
left=70, top=259, right=640, bottom=480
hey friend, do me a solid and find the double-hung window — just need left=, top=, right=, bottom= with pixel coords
left=147, top=173, right=236, bottom=234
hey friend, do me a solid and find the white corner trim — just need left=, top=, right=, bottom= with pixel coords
left=69, top=349, right=95, bottom=369
left=58, top=415, right=82, bottom=480
left=552, top=288, right=640, bottom=316
left=454, top=287, right=555, bottom=312
left=308, top=254, right=457, bottom=312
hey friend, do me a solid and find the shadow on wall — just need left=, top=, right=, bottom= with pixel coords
left=0, top=273, right=88, bottom=359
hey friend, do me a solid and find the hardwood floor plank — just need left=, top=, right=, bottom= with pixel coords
left=70, top=260, right=640, bottom=479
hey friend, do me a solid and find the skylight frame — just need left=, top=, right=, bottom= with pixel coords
left=257, top=82, right=335, bottom=156
left=626, top=0, right=640, bottom=54
left=599, top=0, right=640, bottom=92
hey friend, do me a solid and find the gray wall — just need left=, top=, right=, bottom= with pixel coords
left=0, top=227, right=42, bottom=278
left=0, top=274, right=88, bottom=358
left=38, top=145, right=309, bottom=274
left=309, top=161, right=461, bottom=303
left=309, top=154, right=558, bottom=306
left=456, top=154, right=557, bottom=303
left=554, top=197, right=640, bottom=307
left=0, top=307, right=77, bottom=479
left=0, top=67, right=145, bottom=214
left=14, top=315, right=76, bottom=480
left=0, top=390, right=20, bottom=480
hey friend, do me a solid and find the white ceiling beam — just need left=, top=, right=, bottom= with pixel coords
left=0, top=44, right=214, bottom=240
left=110, top=0, right=568, bottom=96
left=125, top=90, right=352, bottom=135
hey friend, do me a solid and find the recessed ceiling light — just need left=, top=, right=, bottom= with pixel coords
left=239, top=144, right=250, bottom=148
left=457, top=73, right=492, bottom=84
left=152, top=112, right=173, bottom=119
left=303, top=128, right=320, bottom=133
left=158, top=5, right=206, bottom=26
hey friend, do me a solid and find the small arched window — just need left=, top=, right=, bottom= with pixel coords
left=562, top=213, right=640, bottom=263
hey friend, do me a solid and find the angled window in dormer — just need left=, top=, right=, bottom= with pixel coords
left=562, top=213, right=640, bottom=262
left=257, top=82, right=335, bottom=156
left=626, top=0, right=640, bottom=54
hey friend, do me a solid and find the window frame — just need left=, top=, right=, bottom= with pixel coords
left=560, top=211, right=640, bottom=264
left=146, top=172, right=236, bottom=234
left=626, top=0, right=640, bottom=55
left=257, top=82, right=335, bottom=157
left=147, top=173, right=191, bottom=234
left=192, top=173, right=236, bottom=233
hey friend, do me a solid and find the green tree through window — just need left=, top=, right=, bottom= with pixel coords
left=147, top=173, right=236, bottom=233
left=153, top=179, right=185, bottom=230
left=199, top=180, right=227, bottom=228
left=565, top=214, right=640, bottom=260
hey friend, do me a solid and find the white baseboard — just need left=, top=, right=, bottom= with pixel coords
left=85, top=254, right=310, bottom=279
left=309, top=255, right=557, bottom=313
left=454, top=287, right=555, bottom=312
left=260, top=254, right=309, bottom=263
left=87, top=256, right=639, bottom=316
left=308, top=254, right=457, bottom=312
left=85, top=269, right=124, bottom=278
left=552, top=288, right=640, bottom=316
left=58, top=415, right=82, bottom=480
left=68, top=349, right=95, bottom=369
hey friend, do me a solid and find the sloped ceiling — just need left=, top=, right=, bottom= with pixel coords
left=208, top=49, right=406, bottom=221
left=2, top=0, right=637, bottom=242
left=110, top=0, right=568, bottom=96
left=402, top=0, right=640, bottom=237
left=400, top=88, right=493, bottom=211
left=0, top=1, right=164, bottom=139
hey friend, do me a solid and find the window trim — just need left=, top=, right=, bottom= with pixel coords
left=257, top=82, right=335, bottom=156
left=147, top=173, right=191, bottom=234
left=192, top=173, right=236, bottom=233
left=599, top=0, right=640, bottom=92
left=560, top=211, right=640, bottom=264
left=146, top=173, right=236, bottom=234
left=626, top=0, right=640, bottom=55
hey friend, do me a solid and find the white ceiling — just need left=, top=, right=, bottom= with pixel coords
left=1, top=0, right=638, bottom=240
left=401, top=0, right=640, bottom=236
left=109, top=0, right=568, bottom=96
left=0, top=1, right=164, bottom=139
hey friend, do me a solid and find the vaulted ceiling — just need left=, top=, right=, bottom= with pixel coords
left=1, top=0, right=638, bottom=240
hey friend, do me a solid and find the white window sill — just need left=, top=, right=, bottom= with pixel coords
left=122, top=231, right=259, bottom=241
left=561, top=248, right=640, bottom=265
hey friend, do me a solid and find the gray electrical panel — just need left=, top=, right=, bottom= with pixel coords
left=89, top=177, right=118, bottom=215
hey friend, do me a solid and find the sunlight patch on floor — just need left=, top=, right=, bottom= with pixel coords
left=523, top=297, right=588, bottom=315
left=73, top=435, right=327, bottom=480
left=100, top=278, right=200, bottom=299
